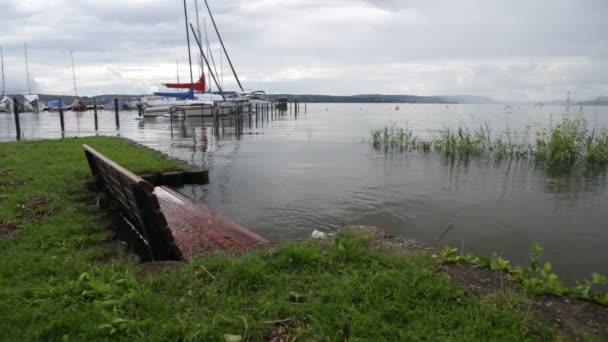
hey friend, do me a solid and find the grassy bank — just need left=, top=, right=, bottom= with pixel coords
left=0, top=137, right=598, bottom=340
left=370, top=103, right=608, bottom=170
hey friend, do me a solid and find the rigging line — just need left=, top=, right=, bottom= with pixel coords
left=24, top=43, right=31, bottom=95
left=183, top=0, right=195, bottom=89
left=1, top=46, right=5, bottom=97
left=71, top=51, right=78, bottom=97
left=203, top=0, right=244, bottom=92
left=189, top=23, right=224, bottom=100
left=194, top=0, right=204, bottom=78
left=204, top=20, right=221, bottom=88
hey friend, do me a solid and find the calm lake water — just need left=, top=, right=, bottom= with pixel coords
left=1, top=103, right=607, bottom=283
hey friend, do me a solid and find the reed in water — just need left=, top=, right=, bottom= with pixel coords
left=370, top=102, right=608, bottom=169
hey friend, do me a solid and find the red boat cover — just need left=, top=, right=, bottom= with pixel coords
left=163, top=75, right=206, bottom=92
left=71, top=98, right=87, bottom=112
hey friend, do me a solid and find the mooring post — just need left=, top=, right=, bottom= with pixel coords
left=305, top=102, right=307, bottom=114
left=13, top=97, right=21, bottom=140
left=59, top=98, right=65, bottom=132
left=201, top=105, right=204, bottom=131
left=93, top=97, right=98, bottom=131
left=248, top=104, right=252, bottom=128
left=114, top=98, right=120, bottom=129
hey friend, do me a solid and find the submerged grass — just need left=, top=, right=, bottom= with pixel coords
left=371, top=101, right=608, bottom=170
left=0, top=137, right=564, bottom=340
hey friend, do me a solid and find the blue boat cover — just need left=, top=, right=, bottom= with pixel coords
left=154, top=88, right=194, bottom=99
left=48, top=100, right=63, bottom=108
left=104, top=100, right=130, bottom=110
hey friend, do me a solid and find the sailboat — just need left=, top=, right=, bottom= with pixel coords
left=69, top=51, right=87, bottom=112
left=20, top=43, right=43, bottom=113
left=143, top=0, right=221, bottom=117
left=0, top=46, right=11, bottom=113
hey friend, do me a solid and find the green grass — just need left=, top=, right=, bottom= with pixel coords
left=0, top=137, right=561, bottom=340
left=371, top=104, right=608, bottom=169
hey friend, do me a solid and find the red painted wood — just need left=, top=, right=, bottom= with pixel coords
left=154, top=186, right=267, bottom=260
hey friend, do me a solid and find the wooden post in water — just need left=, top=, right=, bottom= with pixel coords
left=248, top=104, right=252, bottom=128
left=305, top=102, right=307, bottom=114
left=93, top=97, right=98, bottom=131
left=114, top=98, right=120, bottom=129
left=13, top=97, right=21, bottom=140
left=59, top=98, right=65, bottom=133
left=201, top=105, right=204, bottom=132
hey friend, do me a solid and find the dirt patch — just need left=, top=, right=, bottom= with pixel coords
left=339, top=225, right=432, bottom=254
left=534, top=295, right=608, bottom=339
left=0, top=179, right=24, bottom=188
left=267, top=322, right=294, bottom=342
left=16, top=195, right=54, bottom=220
left=0, top=220, right=22, bottom=239
left=444, top=262, right=608, bottom=340
left=444, top=263, right=521, bottom=296
left=0, top=169, right=23, bottom=188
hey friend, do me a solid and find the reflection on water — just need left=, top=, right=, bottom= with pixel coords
left=1, top=104, right=607, bottom=283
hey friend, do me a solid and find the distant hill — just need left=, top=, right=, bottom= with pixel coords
left=540, top=97, right=608, bottom=106
left=265, top=94, right=500, bottom=104
left=582, top=97, right=608, bottom=105
left=4, top=93, right=500, bottom=105
left=434, top=95, right=501, bottom=104
left=7, top=92, right=605, bottom=105
left=3, top=94, right=144, bottom=105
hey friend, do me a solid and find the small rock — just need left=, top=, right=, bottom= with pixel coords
left=310, top=230, right=328, bottom=240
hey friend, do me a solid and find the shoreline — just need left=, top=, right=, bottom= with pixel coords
left=1, top=136, right=606, bottom=340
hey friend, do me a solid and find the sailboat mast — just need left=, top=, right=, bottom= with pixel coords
left=204, top=17, right=211, bottom=92
left=194, top=0, right=203, bottom=81
left=189, top=24, right=224, bottom=99
left=182, top=0, right=195, bottom=91
left=1, top=47, right=5, bottom=97
left=176, top=59, right=180, bottom=93
left=24, top=43, right=31, bottom=95
left=71, top=51, right=78, bottom=97
left=203, top=0, right=244, bottom=92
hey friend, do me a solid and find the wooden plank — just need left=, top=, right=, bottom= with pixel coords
left=154, top=186, right=267, bottom=260
left=83, top=144, right=154, bottom=193
left=83, top=144, right=266, bottom=261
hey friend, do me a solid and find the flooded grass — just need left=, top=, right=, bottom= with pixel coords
left=371, top=103, right=608, bottom=170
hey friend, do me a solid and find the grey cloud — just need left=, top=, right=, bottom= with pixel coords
left=0, top=0, right=606, bottom=101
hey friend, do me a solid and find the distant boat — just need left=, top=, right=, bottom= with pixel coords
left=0, top=96, right=12, bottom=113
left=23, top=94, right=45, bottom=112
left=70, top=98, right=87, bottom=112
left=104, top=100, right=131, bottom=110
left=20, top=43, right=42, bottom=113
left=47, top=100, right=71, bottom=111
left=69, top=51, right=87, bottom=112
left=0, top=46, right=6, bottom=112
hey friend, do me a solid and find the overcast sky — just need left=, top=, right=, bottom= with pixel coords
left=1, top=0, right=607, bottom=101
